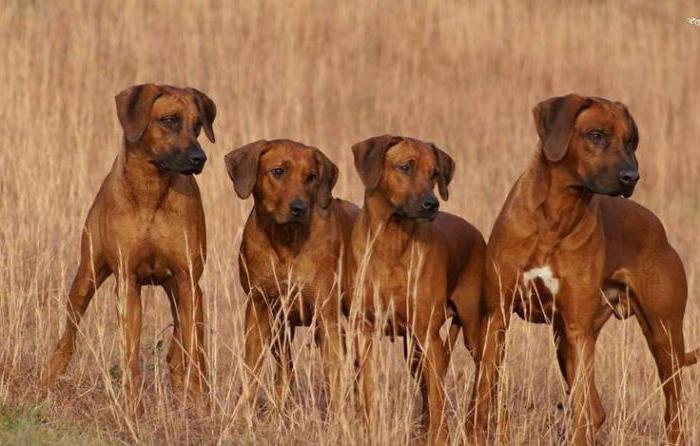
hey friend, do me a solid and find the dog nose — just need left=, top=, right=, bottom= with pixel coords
left=422, top=196, right=439, bottom=212
left=618, top=169, right=640, bottom=187
left=189, top=148, right=207, bottom=166
left=289, top=200, right=308, bottom=218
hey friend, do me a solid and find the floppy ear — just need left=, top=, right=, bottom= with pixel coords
left=532, top=94, right=591, bottom=162
left=313, top=149, right=339, bottom=209
left=351, top=135, right=403, bottom=190
left=115, top=84, right=161, bottom=143
left=187, top=87, right=217, bottom=143
left=224, top=140, right=269, bottom=199
left=616, top=101, right=639, bottom=150
left=431, top=143, right=455, bottom=201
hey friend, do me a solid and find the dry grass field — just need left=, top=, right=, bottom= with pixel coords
left=1, top=1, right=699, bottom=444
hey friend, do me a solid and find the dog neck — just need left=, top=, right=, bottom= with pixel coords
left=361, top=192, right=424, bottom=255
left=523, top=152, right=596, bottom=243
left=254, top=207, right=312, bottom=258
left=119, top=141, right=176, bottom=209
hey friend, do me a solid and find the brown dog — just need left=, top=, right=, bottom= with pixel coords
left=469, top=94, right=698, bottom=445
left=347, top=135, right=485, bottom=444
left=224, top=139, right=358, bottom=407
left=43, top=84, right=216, bottom=407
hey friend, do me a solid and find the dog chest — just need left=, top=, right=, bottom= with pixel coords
left=514, top=265, right=560, bottom=322
left=134, top=259, right=175, bottom=285
left=523, top=266, right=560, bottom=296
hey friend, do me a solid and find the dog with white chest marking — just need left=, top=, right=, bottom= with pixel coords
left=468, top=94, right=698, bottom=445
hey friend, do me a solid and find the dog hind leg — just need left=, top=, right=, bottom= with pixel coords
left=632, top=264, right=689, bottom=445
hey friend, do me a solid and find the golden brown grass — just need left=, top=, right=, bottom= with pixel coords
left=1, top=1, right=699, bottom=444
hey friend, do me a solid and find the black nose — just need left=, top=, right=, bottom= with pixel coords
left=618, top=169, right=640, bottom=187
left=422, top=196, right=439, bottom=212
left=189, top=148, right=207, bottom=166
left=289, top=200, right=308, bottom=218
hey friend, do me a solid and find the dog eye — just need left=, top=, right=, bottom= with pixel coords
left=306, top=172, right=317, bottom=184
left=271, top=167, right=285, bottom=177
left=160, top=116, right=178, bottom=126
left=432, top=170, right=441, bottom=180
left=586, top=130, right=606, bottom=144
left=397, top=164, right=411, bottom=173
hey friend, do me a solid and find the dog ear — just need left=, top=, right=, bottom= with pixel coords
left=313, top=149, right=339, bottom=209
left=115, top=84, right=162, bottom=143
left=351, top=135, right=403, bottom=190
left=615, top=101, right=639, bottom=151
left=431, top=143, right=455, bottom=201
left=224, top=140, right=269, bottom=199
left=187, top=87, right=217, bottom=143
left=532, top=94, right=592, bottom=162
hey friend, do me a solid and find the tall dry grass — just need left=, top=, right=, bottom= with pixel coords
left=0, top=0, right=699, bottom=444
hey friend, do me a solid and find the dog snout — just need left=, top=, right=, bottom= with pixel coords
left=188, top=147, right=207, bottom=167
left=289, top=199, right=308, bottom=219
left=618, top=169, right=640, bottom=187
left=421, top=195, right=439, bottom=212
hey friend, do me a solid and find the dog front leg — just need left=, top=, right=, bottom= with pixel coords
left=243, top=293, right=274, bottom=408
left=43, top=258, right=109, bottom=387
left=271, top=323, right=295, bottom=406
left=355, top=324, right=375, bottom=429
left=555, top=324, right=601, bottom=446
left=118, top=275, right=143, bottom=414
left=316, top=295, right=343, bottom=413
left=404, top=336, right=429, bottom=429
left=194, top=282, right=208, bottom=396
left=168, top=276, right=208, bottom=402
left=467, top=307, right=509, bottom=445
left=416, top=329, right=449, bottom=445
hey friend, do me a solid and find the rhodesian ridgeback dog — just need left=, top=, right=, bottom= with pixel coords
left=224, top=139, right=358, bottom=408
left=347, top=135, right=485, bottom=444
left=469, top=94, right=699, bottom=445
left=43, top=84, right=216, bottom=407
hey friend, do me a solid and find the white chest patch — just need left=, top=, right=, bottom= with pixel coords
left=523, top=266, right=560, bottom=296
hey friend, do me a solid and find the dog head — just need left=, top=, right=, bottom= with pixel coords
left=352, top=135, right=454, bottom=221
left=533, top=94, right=640, bottom=198
left=115, top=84, right=216, bottom=175
left=224, top=139, right=339, bottom=224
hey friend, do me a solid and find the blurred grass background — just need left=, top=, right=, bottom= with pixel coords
left=0, top=1, right=698, bottom=444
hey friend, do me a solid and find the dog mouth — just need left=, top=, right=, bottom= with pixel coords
left=416, top=211, right=438, bottom=221
left=583, top=181, right=635, bottom=198
left=394, top=208, right=438, bottom=221
left=273, top=215, right=311, bottom=226
left=151, top=159, right=205, bottom=176
left=179, top=165, right=204, bottom=175
left=150, top=146, right=208, bottom=176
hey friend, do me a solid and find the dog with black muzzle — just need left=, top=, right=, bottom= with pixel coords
left=42, top=83, right=216, bottom=410
left=468, top=94, right=698, bottom=446
left=346, top=135, right=485, bottom=445
left=541, top=96, right=641, bottom=199
left=224, top=139, right=358, bottom=410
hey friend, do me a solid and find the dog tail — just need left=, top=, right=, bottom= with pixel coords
left=684, top=348, right=699, bottom=367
